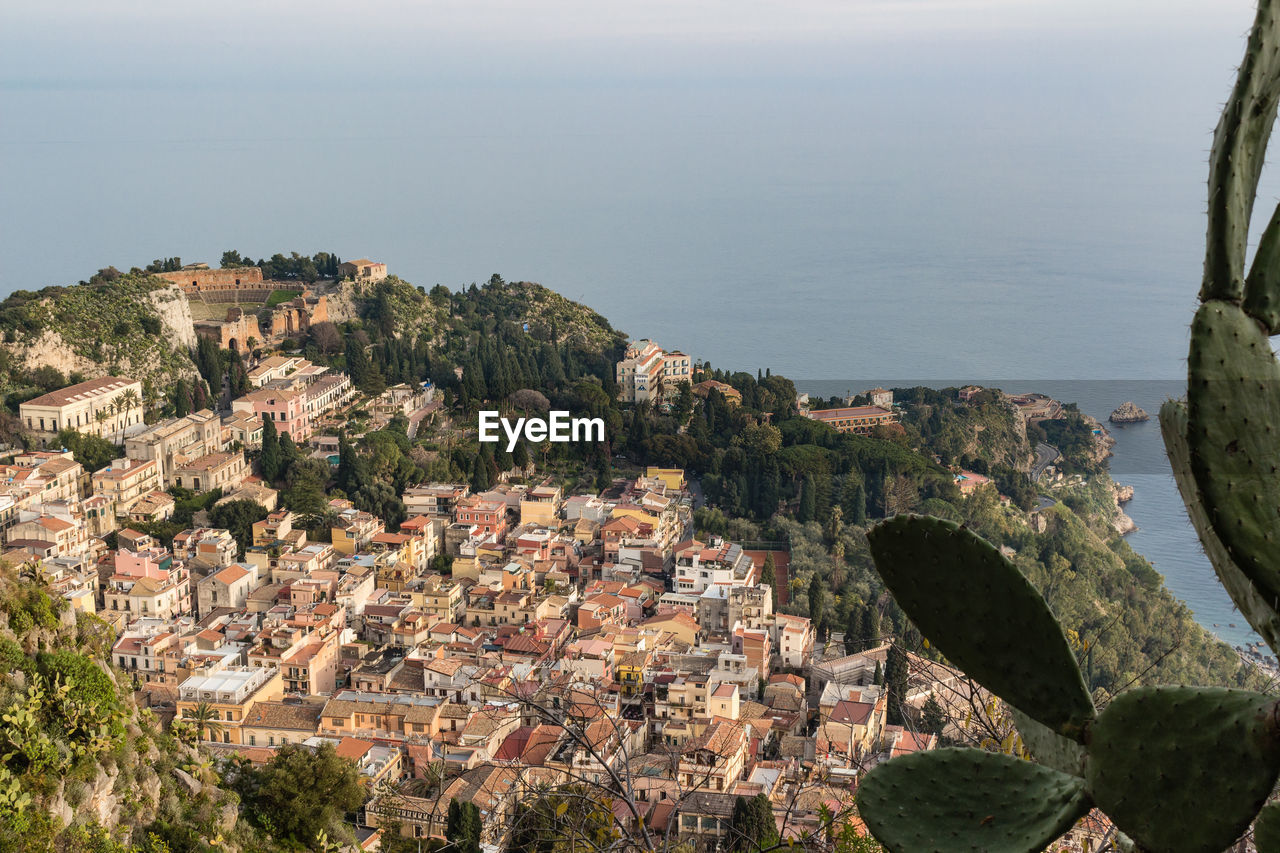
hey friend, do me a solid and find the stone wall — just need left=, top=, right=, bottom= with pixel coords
left=156, top=267, right=264, bottom=294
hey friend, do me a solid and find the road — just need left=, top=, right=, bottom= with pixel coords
left=1031, top=442, right=1060, bottom=482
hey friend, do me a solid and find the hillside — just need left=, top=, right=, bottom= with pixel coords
left=0, top=273, right=199, bottom=414
left=0, top=563, right=249, bottom=852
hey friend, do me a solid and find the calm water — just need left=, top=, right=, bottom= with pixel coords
left=2, top=8, right=1275, bottom=649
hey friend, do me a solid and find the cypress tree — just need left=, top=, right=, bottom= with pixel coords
left=798, top=474, right=817, bottom=523
left=259, top=417, right=282, bottom=482
left=760, top=552, right=776, bottom=590
left=860, top=602, right=881, bottom=648
left=808, top=573, right=826, bottom=623
left=173, top=378, right=190, bottom=417
left=471, top=449, right=492, bottom=491
left=885, top=644, right=909, bottom=725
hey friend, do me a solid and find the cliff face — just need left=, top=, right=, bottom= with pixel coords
left=147, top=283, right=198, bottom=350
left=0, top=275, right=200, bottom=403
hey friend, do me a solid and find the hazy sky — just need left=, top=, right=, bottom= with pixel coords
left=1, top=1, right=1262, bottom=87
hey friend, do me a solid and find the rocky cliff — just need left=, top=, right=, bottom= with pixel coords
left=0, top=274, right=201, bottom=406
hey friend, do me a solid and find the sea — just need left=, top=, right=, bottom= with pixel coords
left=1, top=5, right=1275, bottom=653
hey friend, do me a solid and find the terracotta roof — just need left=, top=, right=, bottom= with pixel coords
left=243, top=700, right=324, bottom=732
left=23, top=376, right=136, bottom=408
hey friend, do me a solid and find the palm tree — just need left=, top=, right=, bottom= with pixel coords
left=93, top=408, right=109, bottom=438
left=185, top=701, right=225, bottom=743
left=113, top=388, right=140, bottom=443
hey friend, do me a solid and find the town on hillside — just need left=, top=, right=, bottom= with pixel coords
left=0, top=262, right=1148, bottom=852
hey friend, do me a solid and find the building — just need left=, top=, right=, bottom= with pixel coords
left=156, top=266, right=264, bottom=295
left=173, top=527, right=239, bottom=569
left=194, top=306, right=261, bottom=353
left=865, top=387, right=893, bottom=408
left=232, top=387, right=311, bottom=441
left=196, top=562, right=259, bottom=616
left=169, top=452, right=249, bottom=493
left=519, top=482, right=562, bottom=527
left=338, top=259, right=388, bottom=281
left=805, top=405, right=898, bottom=436
left=104, top=547, right=191, bottom=619
left=21, top=377, right=143, bottom=442
left=692, top=380, right=742, bottom=406
left=176, top=666, right=284, bottom=745
left=124, top=410, right=222, bottom=481
left=616, top=340, right=675, bottom=404
left=92, top=458, right=162, bottom=517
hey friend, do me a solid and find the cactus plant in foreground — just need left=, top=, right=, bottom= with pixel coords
left=854, top=0, right=1280, bottom=850
left=859, top=518, right=1280, bottom=853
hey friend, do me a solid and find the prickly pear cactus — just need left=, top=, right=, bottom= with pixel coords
left=1255, top=802, right=1280, bottom=853
left=1160, top=399, right=1280, bottom=651
left=1086, top=687, right=1280, bottom=853
left=858, top=1, right=1280, bottom=851
left=866, top=515, right=1094, bottom=738
left=856, top=748, right=1089, bottom=853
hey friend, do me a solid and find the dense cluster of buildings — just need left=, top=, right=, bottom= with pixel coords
left=4, top=415, right=952, bottom=848
left=2, top=346, right=1020, bottom=849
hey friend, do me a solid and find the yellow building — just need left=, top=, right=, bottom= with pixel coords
left=519, top=482, right=562, bottom=527
left=644, top=467, right=685, bottom=492
left=176, top=666, right=283, bottom=745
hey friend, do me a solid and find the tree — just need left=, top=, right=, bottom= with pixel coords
left=861, top=602, right=881, bottom=649
left=808, top=572, right=826, bottom=623
left=760, top=552, right=776, bottom=591
left=446, top=798, right=481, bottom=853
left=172, top=378, right=190, bottom=417
left=185, top=701, right=224, bottom=743
left=345, top=336, right=372, bottom=388
left=253, top=743, right=364, bottom=845
left=885, top=644, right=909, bottom=726
left=920, top=695, right=946, bottom=738
left=512, top=439, right=530, bottom=471
left=54, top=429, right=118, bottom=473
left=209, top=499, right=269, bottom=553
left=260, top=417, right=282, bottom=483
left=798, top=474, right=817, bottom=523
left=309, top=321, right=342, bottom=356
left=726, top=793, right=780, bottom=853
left=113, top=388, right=140, bottom=443
left=471, top=447, right=493, bottom=491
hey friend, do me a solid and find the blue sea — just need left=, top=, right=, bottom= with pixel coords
left=2, top=3, right=1275, bottom=652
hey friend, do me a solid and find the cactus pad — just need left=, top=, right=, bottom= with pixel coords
left=1254, top=802, right=1280, bottom=853
left=857, top=747, right=1091, bottom=853
left=1245, top=202, right=1280, bottom=333
left=1010, top=706, right=1086, bottom=777
left=867, top=515, right=1093, bottom=738
left=1086, top=686, right=1280, bottom=853
left=1161, top=399, right=1280, bottom=652
left=1202, top=0, right=1280, bottom=303
left=1185, top=301, right=1280, bottom=610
